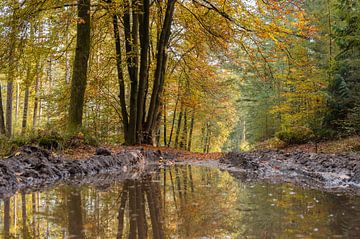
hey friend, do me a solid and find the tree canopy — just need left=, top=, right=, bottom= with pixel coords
left=0, top=0, right=359, bottom=152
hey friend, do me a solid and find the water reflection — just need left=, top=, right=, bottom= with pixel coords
left=1, top=165, right=360, bottom=238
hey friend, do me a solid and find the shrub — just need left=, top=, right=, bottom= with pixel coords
left=275, top=126, right=314, bottom=144
left=256, top=137, right=287, bottom=150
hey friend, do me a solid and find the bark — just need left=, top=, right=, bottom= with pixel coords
left=187, top=109, right=195, bottom=151
left=0, top=83, right=6, bottom=135
left=68, top=0, right=91, bottom=132
left=112, top=14, right=129, bottom=140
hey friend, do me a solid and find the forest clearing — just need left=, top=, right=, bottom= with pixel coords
left=0, top=0, right=360, bottom=238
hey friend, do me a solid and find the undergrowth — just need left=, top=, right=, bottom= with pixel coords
left=0, top=129, right=98, bottom=157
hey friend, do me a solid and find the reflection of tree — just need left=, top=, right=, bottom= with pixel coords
left=21, top=192, right=29, bottom=238
left=3, top=198, right=10, bottom=239
left=2, top=166, right=360, bottom=238
left=117, top=176, right=164, bottom=239
left=67, top=189, right=86, bottom=239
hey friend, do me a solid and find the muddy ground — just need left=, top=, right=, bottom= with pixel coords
left=0, top=146, right=165, bottom=197
left=218, top=150, right=360, bottom=194
left=1, top=146, right=360, bottom=197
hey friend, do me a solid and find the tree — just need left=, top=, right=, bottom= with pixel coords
left=0, top=83, right=5, bottom=135
left=68, top=0, right=91, bottom=132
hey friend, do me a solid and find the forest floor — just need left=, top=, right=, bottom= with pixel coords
left=59, top=135, right=360, bottom=160
left=281, top=136, right=360, bottom=154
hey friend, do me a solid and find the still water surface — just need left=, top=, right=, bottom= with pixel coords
left=1, top=165, right=360, bottom=238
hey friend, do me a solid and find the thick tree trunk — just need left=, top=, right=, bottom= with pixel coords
left=68, top=0, right=91, bottom=132
left=0, top=83, right=6, bottom=135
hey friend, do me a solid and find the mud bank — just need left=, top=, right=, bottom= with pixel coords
left=0, top=146, right=164, bottom=197
left=219, top=150, right=360, bottom=193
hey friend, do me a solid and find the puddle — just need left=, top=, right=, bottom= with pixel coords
left=1, top=165, right=360, bottom=238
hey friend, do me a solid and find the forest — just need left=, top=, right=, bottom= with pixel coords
left=0, top=0, right=359, bottom=153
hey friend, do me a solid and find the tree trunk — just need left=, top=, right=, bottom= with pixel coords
left=0, top=83, right=6, bottom=135
left=112, top=14, right=129, bottom=142
left=15, top=83, right=19, bottom=130
left=187, top=109, right=195, bottom=151
left=136, top=0, right=150, bottom=143
left=22, top=86, right=30, bottom=134
left=111, top=0, right=176, bottom=145
left=179, top=108, right=187, bottom=149
left=122, top=0, right=139, bottom=145
left=32, top=62, right=40, bottom=130
left=174, top=106, right=183, bottom=148
left=47, top=58, right=53, bottom=124
left=167, top=93, right=179, bottom=147
left=68, top=0, right=91, bottom=132
left=6, top=7, right=17, bottom=137
left=6, top=80, right=14, bottom=137
left=163, top=103, right=167, bottom=146
left=144, top=0, right=176, bottom=141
